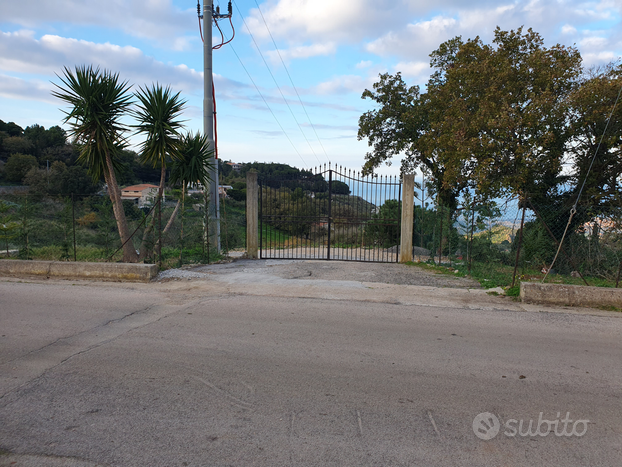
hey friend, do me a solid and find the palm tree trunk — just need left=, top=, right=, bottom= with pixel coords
left=155, top=164, right=166, bottom=259
left=105, top=151, right=138, bottom=263
left=163, top=199, right=181, bottom=235
left=139, top=165, right=167, bottom=260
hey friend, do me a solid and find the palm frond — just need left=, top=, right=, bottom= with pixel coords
left=169, top=132, right=214, bottom=189
left=51, top=65, right=133, bottom=182
left=133, top=83, right=187, bottom=169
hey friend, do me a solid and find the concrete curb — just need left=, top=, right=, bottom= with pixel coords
left=520, top=282, right=622, bottom=308
left=0, top=259, right=158, bottom=282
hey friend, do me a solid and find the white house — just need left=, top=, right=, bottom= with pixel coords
left=121, top=184, right=160, bottom=208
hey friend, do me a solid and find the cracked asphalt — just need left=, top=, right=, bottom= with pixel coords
left=1, top=261, right=621, bottom=466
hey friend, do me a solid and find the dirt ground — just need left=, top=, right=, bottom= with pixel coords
left=189, top=258, right=482, bottom=289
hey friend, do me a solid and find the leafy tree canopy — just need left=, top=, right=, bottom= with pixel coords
left=358, top=27, right=583, bottom=208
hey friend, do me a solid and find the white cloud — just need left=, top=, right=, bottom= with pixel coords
left=266, top=42, right=337, bottom=63
left=244, top=0, right=419, bottom=45
left=366, top=16, right=458, bottom=61
left=356, top=60, right=373, bottom=69
left=394, top=61, right=429, bottom=80
left=0, top=30, right=204, bottom=92
left=580, top=35, right=609, bottom=48
left=362, top=2, right=621, bottom=68
left=0, top=0, right=194, bottom=48
left=313, top=74, right=374, bottom=96
left=0, top=74, right=56, bottom=104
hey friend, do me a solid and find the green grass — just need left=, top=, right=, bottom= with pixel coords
left=405, top=258, right=620, bottom=293
left=260, top=223, right=291, bottom=246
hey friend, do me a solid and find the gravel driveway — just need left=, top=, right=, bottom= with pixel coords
left=160, top=259, right=481, bottom=289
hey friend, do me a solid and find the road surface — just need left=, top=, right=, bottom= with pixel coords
left=0, top=261, right=621, bottom=466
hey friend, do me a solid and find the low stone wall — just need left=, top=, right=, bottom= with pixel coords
left=0, top=260, right=158, bottom=282
left=521, top=282, right=622, bottom=308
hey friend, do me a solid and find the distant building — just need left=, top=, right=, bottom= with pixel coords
left=121, top=184, right=160, bottom=208
left=226, top=162, right=242, bottom=171
left=219, top=185, right=233, bottom=197
left=188, top=183, right=233, bottom=199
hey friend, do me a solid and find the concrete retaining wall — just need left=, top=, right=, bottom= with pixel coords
left=521, top=282, right=622, bottom=308
left=0, top=260, right=158, bottom=282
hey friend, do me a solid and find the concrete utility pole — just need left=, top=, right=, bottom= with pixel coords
left=203, top=0, right=220, bottom=252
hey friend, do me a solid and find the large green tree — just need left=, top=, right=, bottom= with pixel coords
left=4, top=153, right=38, bottom=183
left=567, top=63, right=622, bottom=209
left=52, top=65, right=139, bottom=263
left=427, top=27, right=582, bottom=200
left=358, top=28, right=583, bottom=208
left=357, top=72, right=464, bottom=211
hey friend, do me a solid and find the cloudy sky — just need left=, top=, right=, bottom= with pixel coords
left=1, top=0, right=621, bottom=174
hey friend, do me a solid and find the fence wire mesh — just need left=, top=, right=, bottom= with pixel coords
left=2, top=182, right=621, bottom=289
left=413, top=188, right=622, bottom=289
left=0, top=191, right=246, bottom=268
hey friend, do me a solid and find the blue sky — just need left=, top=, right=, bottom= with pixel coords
left=1, top=0, right=621, bottom=175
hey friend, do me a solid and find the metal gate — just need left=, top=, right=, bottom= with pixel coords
left=259, top=164, right=401, bottom=262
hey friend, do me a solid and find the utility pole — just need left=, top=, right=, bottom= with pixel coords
left=202, top=0, right=220, bottom=252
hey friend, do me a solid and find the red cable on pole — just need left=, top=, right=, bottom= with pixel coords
left=214, top=19, right=225, bottom=49
left=213, top=81, right=218, bottom=159
left=220, top=17, right=235, bottom=47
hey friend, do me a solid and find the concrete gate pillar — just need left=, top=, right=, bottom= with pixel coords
left=246, top=171, right=258, bottom=259
left=399, top=174, right=415, bottom=263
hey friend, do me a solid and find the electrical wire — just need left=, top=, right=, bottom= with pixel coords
left=232, top=0, right=321, bottom=164
left=198, top=0, right=307, bottom=167
left=230, top=43, right=307, bottom=167
left=198, top=1, right=235, bottom=160
left=252, top=0, right=329, bottom=163
left=542, top=80, right=622, bottom=283
left=573, top=83, right=622, bottom=209
left=214, top=17, right=235, bottom=49
left=213, top=81, right=218, bottom=159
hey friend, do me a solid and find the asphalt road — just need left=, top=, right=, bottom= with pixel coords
left=0, top=265, right=621, bottom=466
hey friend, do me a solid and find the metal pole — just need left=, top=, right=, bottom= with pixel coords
left=327, top=169, right=332, bottom=260
left=158, top=197, right=162, bottom=269
left=203, top=0, right=220, bottom=253
left=72, top=193, right=77, bottom=262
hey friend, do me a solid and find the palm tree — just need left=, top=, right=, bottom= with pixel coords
left=52, top=66, right=138, bottom=263
left=166, top=132, right=214, bottom=264
left=133, top=84, right=186, bottom=258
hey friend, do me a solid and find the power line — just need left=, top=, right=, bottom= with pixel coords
left=252, top=0, right=330, bottom=163
left=232, top=0, right=321, bottom=164
left=543, top=79, right=622, bottom=283
left=229, top=43, right=307, bottom=167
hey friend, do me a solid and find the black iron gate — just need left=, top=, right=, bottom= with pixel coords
left=259, top=164, right=401, bottom=262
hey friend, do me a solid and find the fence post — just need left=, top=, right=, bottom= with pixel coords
left=246, top=171, right=258, bottom=259
left=158, top=197, right=162, bottom=269
left=72, top=193, right=77, bottom=262
left=511, top=203, right=526, bottom=288
left=399, top=174, right=415, bottom=263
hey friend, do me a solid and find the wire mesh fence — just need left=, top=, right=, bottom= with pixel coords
left=2, top=184, right=621, bottom=289
left=0, top=191, right=246, bottom=268
left=413, top=190, right=622, bottom=289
